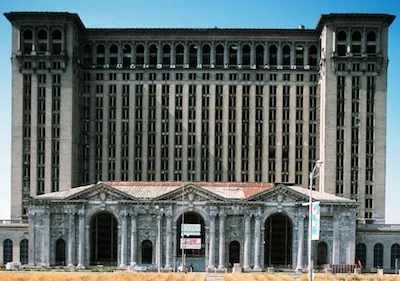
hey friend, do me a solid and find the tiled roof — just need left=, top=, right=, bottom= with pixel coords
left=288, top=185, right=354, bottom=202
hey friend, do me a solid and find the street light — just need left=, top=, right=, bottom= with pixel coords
left=308, top=160, right=323, bottom=281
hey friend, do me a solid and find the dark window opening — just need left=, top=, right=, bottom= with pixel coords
left=269, top=45, right=277, bottom=66
left=337, top=30, right=347, bottom=56
left=136, top=44, right=145, bottom=65
left=282, top=45, right=291, bottom=66
left=256, top=45, right=264, bottom=67
left=309, top=45, right=318, bottom=66
left=176, top=44, right=184, bottom=66
left=96, top=44, right=105, bottom=65
left=242, top=44, right=251, bottom=66
left=149, top=44, right=157, bottom=66
left=123, top=44, right=132, bottom=67
left=229, top=45, right=237, bottom=65
left=55, top=238, right=66, bottom=266
left=216, top=44, right=224, bottom=67
left=202, top=44, right=211, bottom=66
left=162, top=44, right=171, bottom=66
left=141, top=240, right=153, bottom=263
left=229, top=241, right=240, bottom=265
left=352, top=31, right=362, bottom=55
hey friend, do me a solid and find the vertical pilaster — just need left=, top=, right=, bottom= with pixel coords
left=275, top=84, right=283, bottom=182
left=208, top=84, right=216, bottom=181
left=235, top=85, right=243, bottom=181
left=28, top=211, right=36, bottom=265
left=130, top=212, right=137, bottom=265
left=141, top=84, right=149, bottom=180
left=243, top=214, right=251, bottom=270
left=332, top=217, right=340, bottom=264
left=222, top=85, right=229, bottom=181
left=44, top=75, right=52, bottom=194
left=249, top=84, right=256, bottom=181
left=195, top=84, right=202, bottom=181
left=30, top=74, right=38, bottom=197
left=102, top=84, right=109, bottom=180
left=155, top=84, right=162, bottom=180
left=120, top=211, right=128, bottom=268
left=168, top=84, right=176, bottom=180
left=296, top=215, right=304, bottom=271
left=218, top=213, right=226, bottom=269
left=182, top=84, right=189, bottom=181
left=76, top=209, right=85, bottom=269
left=262, top=85, right=269, bottom=181
left=253, top=213, right=261, bottom=271
left=128, top=81, right=136, bottom=180
left=289, top=84, right=296, bottom=183
left=165, top=211, right=173, bottom=269
left=156, top=214, right=162, bottom=269
left=208, top=212, right=216, bottom=269
left=67, top=211, right=75, bottom=267
left=115, top=84, right=122, bottom=180
left=343, top=76, right=352, bottom=198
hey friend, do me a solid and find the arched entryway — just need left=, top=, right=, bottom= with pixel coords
left=176, top=212, right=206, bottom=272
left=90, top=212, right=118, bottom=266
left=264, top=213, right=293, bottom=267
left=141, top=240, right=153, bottom=263
left=229, top=241, right=240, bottom=266
left=55, top=238, right=66, bottom=266
left=317, top=242, right=328, bottom=265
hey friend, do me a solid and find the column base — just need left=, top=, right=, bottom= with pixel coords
left=252, top=266, right=263, bottom=272
left=119, top=264, right=126, bottom=269
left=66, top=263, right=75, bottom=269
left=76, top=264, right=85, bottom=270
left=295, top=267, right=303, bottom=273
left=243, top=267, right=252, bottom=272
left=163, top=266, right=173, bottom=272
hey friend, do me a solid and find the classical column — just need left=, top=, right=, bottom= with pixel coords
left=347, top=27, right=352, bottom=54
left=253, top=213, right=262, bottom=271
left=332, top=217, right=340, bottom=264
left=208, top=212, right=216, bottom=269
left=28, top=211, right=36, bottom=266
left=218, top=213, right=226, bottom=269
left=347, top=215, right=356, bottom=265
left=156, top=214, right=162, bottom=269
left=120, top=211, right=128, bottom=268
left=67, top=211, right=76, bottom=267
left=165, top=211, right=173, bottom=269
left=76, top=209, right=85, bottom=269
left=130, top=212, right=137, bottom=265
left=296, top=215, right=305, bottom=272
left=243, top=215, right=251, bottom=270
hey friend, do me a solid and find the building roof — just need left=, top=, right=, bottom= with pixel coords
left=34, top=181, right=354, bottom=203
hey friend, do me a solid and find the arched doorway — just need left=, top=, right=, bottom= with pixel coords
left=229, top=241, right=240, bottom=266
left=3, top=239, right=13, bottom=264
left=55, top=238, right=66, bottom=266
left=90, top=212, right=118, bottom=266
left=176, top=212, right=206, bottom=272
left=317, top=242, right=328, bottom=265
left=264, top=213, right=293, bottom=267
left=141, top=240, right=153, bottom=263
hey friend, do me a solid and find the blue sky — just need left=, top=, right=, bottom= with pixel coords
left=0, top=0, right=398, bottom=222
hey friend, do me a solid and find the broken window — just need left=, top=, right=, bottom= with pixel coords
left=367, top=31, right=376, bottom=54
left=242, top=44, right=251, bottom=66
left=175, top=44, right=184, bottom=66
left=256, top=44, right=264, bottom=68
left=123, top=44, right=132, bottom=67
left=352, top=31, right=362, bottom=55
left=136, top=44, right=144, bottom=65
left=295, top=45, right=304, bottom=66
left=189, top=44, right=197, bottom=68
left=202, top=44, right=211, bottom=66
left=37, top=29, right=47, bottom=53
left=215, top=44, right=224, bottom=67
left=309, top=45, right=318, bottom=67
left=52, top=29, right=62, bottom=54
left=282, top=45, right=291, bottom=66
left=83, top=44, right=92, bottom=65
left=162, top=44, right=171, bottom=66
left=109, top=44, right=118, bottom=66
left=229, top=44, right=237, bottom=65
left=337, top=30, right=347, bottom=56
left=96, top=44, right=105, bottom=65
left=149, top=44, right=157, bottom=66
left=23, top=29, right=33, bottom=54
left=269, top=45, right=277, bottom=66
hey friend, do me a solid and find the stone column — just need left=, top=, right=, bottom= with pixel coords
left=262, top=85, right=269, bottom=182
left=332, top=217, right=340, bottom=264
left=210, top=41, right=215, bottom=66
left=141, top=84, right=149, bottom=180
left=208, top=84, right=216, bottom=181
left=168, top=84, right=176, bottom=180
left=361, top=27, right=367, bottom=55
left=237, top=43, right=242, bottom=66
left=208, top=212, right=217, bottom=269
left=304, top=42, right=309, bottom=67
left=76, top=209, right=85, bottom=269
left=115, top=83, right=122, bottom=181
left=120, top=211, right=128, bottom=268
left=223, top=41, right=229, bottom=66
left=195, top=84, right=202, bottom=181
left=130, top=212, right=138, bottom=265
left=249, top=84, right=256, bottom=181
left=28, top=211, right=36, bottom=266
left=182, top=84, right=189, bottom=181
left=290, top=42, right=295, bottom=66
left=156, top=214, right=162, bottom=269
left=243, top=215, right=251, bottom=270
left=235, top=85, right=243, bottom=181
left=253, top=213, right=262, bottom=271
left=67, top=211, right=76, bottom=267
left=347, top=215, right=356, bottom=265
left=165, top=211, right=173, bottom=269
left=376, top=27, right=381, bottom=54
left=222, top=85, right=229, bottom=181
left=155, top=84, right=162, bottom=180
left=296, top=215, right=305, bottom=271
left=218, top=213, right=226, bottom=269
left=347, top=27, right=352, bottom=54
left=332, top=30, right=336, bottom=54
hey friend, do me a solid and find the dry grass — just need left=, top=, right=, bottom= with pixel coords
left=0, top=272, right=206, bottom=281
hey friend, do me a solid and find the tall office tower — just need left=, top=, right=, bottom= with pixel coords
left=5, top=12, right=394, bottom=222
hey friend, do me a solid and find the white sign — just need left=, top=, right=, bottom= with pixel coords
left=180, top=238, right=201, bottom=249
left=182, top=224, right=201, bottom=236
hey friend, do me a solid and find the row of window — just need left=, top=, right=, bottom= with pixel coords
left=356, top=243, right=400, bottom=269
left=336, top=29, right=378, bottom=56
left=21, top=28, right=63, bottom=55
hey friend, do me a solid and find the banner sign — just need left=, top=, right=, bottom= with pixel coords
left=182, top=224, right=201, bottom=236
left=180, top=238, right=201, bottom=249
left=311, top=201, right=320, bottom=240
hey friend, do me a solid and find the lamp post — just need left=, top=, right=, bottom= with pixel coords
left=308, top=160, right=323, bottom=281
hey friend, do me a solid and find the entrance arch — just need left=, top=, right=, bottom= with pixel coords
left=55, top=238, right=66, bottom=265
left=264, top=213, right=293, bottom=267
left=141, top=240, right=153, bottom=263
left=229, top=241, right=240, bottom=265
left=176, top=212, right=206, bottom=272
left=317, top=242, right=328, bottom=265
left=90, top=212, right=118, bottom=266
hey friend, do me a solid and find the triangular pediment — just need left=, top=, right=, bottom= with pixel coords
left=245, top=184, right=308, bottom=203
left=156, top=184, right=226, bottom=202
left=67, top=183, right=136, bottom=201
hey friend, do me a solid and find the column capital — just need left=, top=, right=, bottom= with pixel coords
left=78, top=208, right=85, bottom=217
left=119, top=209, right=129, bottom=217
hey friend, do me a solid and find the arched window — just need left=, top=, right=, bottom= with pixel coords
left=22, top=29, right=33, bottom=54
left=175, top=44, right=184, bottom=66
left=215, top=44, right=224, bottom=67
left=20, top=239, right=28, bottom=265
left=189, top=44, right=197, bottom=68
left=282, top=45, right=291, bottom=66
left=136, top=44, right=144, bottom=65
left=109, top=44, right=118, bottom=66
left=374, top=243, right=384, bottom=268
left=317, top=242, right=328, bottom=265
left=55, top=239, right=66, bottom=266
left=96, top=44, right=105, bottom=65
left=355, top=243, right=367, bottom=269
left=337, top=30, right=347, bottom=56
left=162, top=44, right=171, bottom=66
left=3, top=239, right=13, bottom=264
left=352, top=31, right=362, bottom=55
left=37, top=29, right=47, bottom=53
left=83, top=44, right=92, bottom=66
left=295, top=45, right=304, bottom=66
left=149, top=44, right=157, bottom=66
left=242, top=44, right=251, bottom=67
left=229, top=44, right=237, bottom=66
left=255, top=44, right=264, bottom=68
left=123, top=44, right=132, bottom=67
left=141, top=240, right=153, bottom=264
left=202, top=44, right=211, bottom=66
left=309, top=45, right=318, bottom=67
left=367, top=31, right=377, bottom=54
left=52, top=29, right=62, bottom=54
left=269, top=45, right=277, bottom=66
left=391, top=244, right=400, bottom=269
